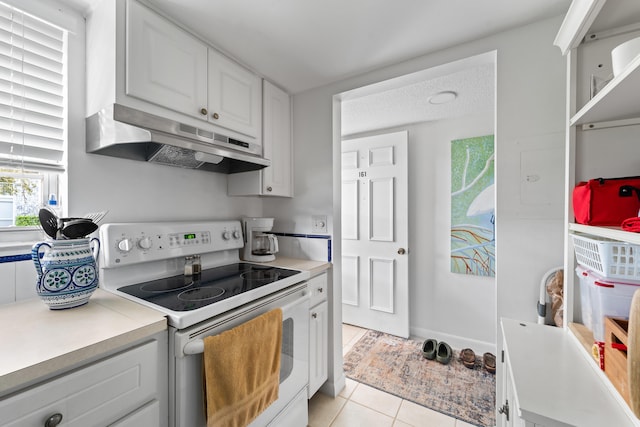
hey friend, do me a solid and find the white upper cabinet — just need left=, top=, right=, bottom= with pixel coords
left=87, top=0, right=262, bottom=146
left=126, top=0, right=208, bottom=120
left=208, top=48, right=262, bottom=139
left=227, top=80, right=293, bottom=197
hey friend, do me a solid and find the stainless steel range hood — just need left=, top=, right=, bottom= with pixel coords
left=86, top=104, right=270, bottom=173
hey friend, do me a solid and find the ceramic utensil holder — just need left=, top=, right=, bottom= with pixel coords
left=31, top=238, right=100, bottom=309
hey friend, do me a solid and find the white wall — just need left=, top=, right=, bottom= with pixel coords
left=264, top=14, right=567, bottom=400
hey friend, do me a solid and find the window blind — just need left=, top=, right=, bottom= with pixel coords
left=0, top=1, right=66, bottom=171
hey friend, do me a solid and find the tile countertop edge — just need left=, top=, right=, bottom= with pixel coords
left=0, top=289, right=167, bottom=397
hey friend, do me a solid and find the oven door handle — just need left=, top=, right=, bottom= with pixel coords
left=181, top=290, right=310, bottom=356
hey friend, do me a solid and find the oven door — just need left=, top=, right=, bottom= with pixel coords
left=170, top=283, right=309, bottom=427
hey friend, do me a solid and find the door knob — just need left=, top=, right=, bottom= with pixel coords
left=397, top=248, right=406, bottom=255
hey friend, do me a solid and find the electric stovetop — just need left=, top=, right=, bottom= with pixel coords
left=118, top=263, right=300, bottom=312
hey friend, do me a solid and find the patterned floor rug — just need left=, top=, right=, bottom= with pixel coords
left=343, top=330, right=496, bottom=427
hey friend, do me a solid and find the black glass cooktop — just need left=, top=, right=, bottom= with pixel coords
left=118, top=263, right=300, bottom=311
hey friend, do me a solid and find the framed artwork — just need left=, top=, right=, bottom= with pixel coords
left=450, top=135, right=495, bottom=276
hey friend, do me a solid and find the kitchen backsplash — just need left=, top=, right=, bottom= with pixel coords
left=0, top=234, right=331, bottom=306
left=270, top=233, right=332, bottom=262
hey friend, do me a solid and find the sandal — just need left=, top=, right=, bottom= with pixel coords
left=460, top=348, right=476, bottom=369
left=422, top=339, right=437, bottom=360
left=436, top=342, right=452, bottom=364
left=483, top=352, right=496, bottom=374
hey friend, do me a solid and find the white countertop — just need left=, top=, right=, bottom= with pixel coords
left=502, top=318, right=637, bottom=426
left=0, top=257, right=330, bottom=397
left=0, top=289, right=167, bottom=396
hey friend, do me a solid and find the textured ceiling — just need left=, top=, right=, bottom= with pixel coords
left=60, top=0, right=566, bottom=134
left=143, top=0, right=569, bottom=94
left=65, top=0, right=569, bottom=94
left=341, top=62, right=495, bottom=136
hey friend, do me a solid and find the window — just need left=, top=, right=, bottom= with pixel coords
left=0, top=1, right=66, bottom=228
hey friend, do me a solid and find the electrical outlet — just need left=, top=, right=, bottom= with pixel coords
left=312, top=215, right=327, bottom=233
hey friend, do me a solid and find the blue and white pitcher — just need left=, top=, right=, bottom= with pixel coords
left=31, top=238, right=100, bottom=309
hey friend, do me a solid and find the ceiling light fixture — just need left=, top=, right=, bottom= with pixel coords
left=428, top=91, right=457, bottom=105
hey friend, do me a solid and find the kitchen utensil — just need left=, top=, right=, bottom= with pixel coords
left=61, top=218, right=99, bottom=239
left=83, top=210, right=108, bottom=224
left=628, top=289, right=640, bottom=416
left=38, top=208, right=59, bottom=239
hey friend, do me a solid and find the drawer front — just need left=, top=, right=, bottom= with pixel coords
left=308, top=272, right=328, bottom=307
left=0, top=340, right=158, bottom=427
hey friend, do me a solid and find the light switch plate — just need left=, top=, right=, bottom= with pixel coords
left=312, top=215, right=327, bottom=233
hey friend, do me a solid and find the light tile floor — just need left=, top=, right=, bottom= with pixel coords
left=308, top=324, right=477, bottom=427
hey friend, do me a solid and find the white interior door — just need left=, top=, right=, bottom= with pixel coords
left=341, top=131, right=409, bottom=338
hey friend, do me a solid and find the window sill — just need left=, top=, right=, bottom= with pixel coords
left=0, top=228, right=46, bottom=257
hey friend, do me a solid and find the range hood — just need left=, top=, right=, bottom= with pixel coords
left=86, top=104, right=270, bottom=174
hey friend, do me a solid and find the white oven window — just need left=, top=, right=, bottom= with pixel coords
left=280, top=317, right=294, bottom=382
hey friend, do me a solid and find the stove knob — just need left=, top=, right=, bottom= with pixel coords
left=222, top=231, right=231, bottom=240
left=233, top=230, right=241, bottom=239
left=138, top=236, right=152, bottom=250
left=117, top=238, right=132, bottom=253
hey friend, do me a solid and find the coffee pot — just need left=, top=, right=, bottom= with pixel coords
left=241, top=217, right=279, bottom=262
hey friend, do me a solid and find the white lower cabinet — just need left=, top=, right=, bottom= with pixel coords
left=308, top=272, right=328, bottom=398
left=308, top=300, right=328, bottom=398
left=500, top=318, right=636, bottom=427
left=111, top=400, right=160, bottom=427
left=0, top=340, right=162, bottom=427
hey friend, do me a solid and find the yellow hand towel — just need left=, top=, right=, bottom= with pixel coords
left=203, top=308, right=283, bottom=427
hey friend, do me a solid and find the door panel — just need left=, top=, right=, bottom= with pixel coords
left=341, top=180, right=359, bottom=240
left=341, top=255, right=359, bottom=306
left=369, top=177, right=394, bottom=241
left=341, top=131, right=408, bottom=338
left=369, top=257, right=395, bottom=313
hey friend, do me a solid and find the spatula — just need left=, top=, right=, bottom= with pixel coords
left=38, top=208, right=59, bottom=239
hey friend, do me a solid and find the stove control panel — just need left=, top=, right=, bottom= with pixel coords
left=100, top=220, right=244, bottom=268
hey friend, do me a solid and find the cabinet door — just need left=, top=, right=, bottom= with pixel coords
left=308, top=301, right=329, bottom=398
left=262, top=81, right=293, bottom=196
left=208, top=48, right=262, bottom=139
left=227, top=80, right=293, bottom=197
left=0, top=341, right=158, bottom=427
left=126, top=0, right=208, bottom=120
left=111, top=400, right=160, bottom=427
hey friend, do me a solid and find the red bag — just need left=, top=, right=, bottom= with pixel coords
left=573, top=177, right=640, bottom=226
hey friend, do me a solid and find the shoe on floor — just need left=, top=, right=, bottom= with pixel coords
left=483, top=352, right=496, bottom=374
left=422, top=339, right=437, bottom=360
left=460, top=348, right=476, bottom=369
left=436, top=341, right=452, bottom=364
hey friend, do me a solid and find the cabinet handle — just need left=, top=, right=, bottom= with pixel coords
left=317, top=287, right=323, bottom=293
left=397, top=248, right=406, bottom=255
left=212, top=112, right=219, bottom=120
left=311, top=312, right=317, bottom=319
left=200, top=108, right=208, bottom=115
left=266, top=186, right=273, bottom=192
left=44, top=413, right=63, bottom=427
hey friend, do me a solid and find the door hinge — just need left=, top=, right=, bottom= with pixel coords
left=498, top=400, right=510, bottom=421
left=501, top=349, right=504, bottom=363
